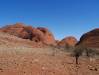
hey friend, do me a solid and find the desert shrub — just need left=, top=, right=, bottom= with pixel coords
left=73, top=46, right=84, bottom=64
left=73, top=45, right=99, bottom=64
left=85, top=48, right=95, bottom=57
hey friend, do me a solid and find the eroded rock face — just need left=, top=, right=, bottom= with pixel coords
left=58, top=36, right=77, bottom=47
left=37, top=27, right=56, bottom=45
left=77, top=28, right=99, bottom=48
left=0, top=23, right=56, bottom=46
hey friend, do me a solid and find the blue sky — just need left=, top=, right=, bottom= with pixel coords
left=0, top=0, right=99, bottom=40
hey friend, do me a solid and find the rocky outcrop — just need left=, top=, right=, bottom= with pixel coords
left=37, top=27, right=55, bottom=45
left=58, top=36, right=77, bottom=47
left=76, top=28, right=99, bottom=48
left=0, top=23, right=56, bottom=46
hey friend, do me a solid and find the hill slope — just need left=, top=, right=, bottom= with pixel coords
left=0, top=32, right=44, bottom=48
left=77, top=28, right=99, bottom=48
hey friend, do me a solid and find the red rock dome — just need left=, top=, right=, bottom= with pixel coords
left=77, top=28, right=99, bottom=48
left=58, top=36, right=77, bottom=47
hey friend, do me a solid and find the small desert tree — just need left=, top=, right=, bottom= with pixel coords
left=73, top=46, right=99, bottom=64
left=85, top=48, right=95, bottom=57
left=85, top=48, right=99, bottom=62
left=73, top=46, right=84, bottom=64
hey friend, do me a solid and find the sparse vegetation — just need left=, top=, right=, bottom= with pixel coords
left=72, top=45, right=99, bottom=64
left=73, top=46, right=84, bottom=64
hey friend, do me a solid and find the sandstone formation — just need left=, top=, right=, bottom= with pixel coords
left=37, top=27, right=55, bottom=45
left=0, top=23, right=56, bottom=46
left=58, top=36, right=77, bottom=47
left=76, top=28, right=99, bottom=48
left=0, top=31, right=44, bottom=48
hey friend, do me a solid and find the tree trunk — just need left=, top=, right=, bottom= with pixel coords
left=76, top=56, right=79, bottom=64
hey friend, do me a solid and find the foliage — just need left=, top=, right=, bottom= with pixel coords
left=72, top=45, right=99, bottom=64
